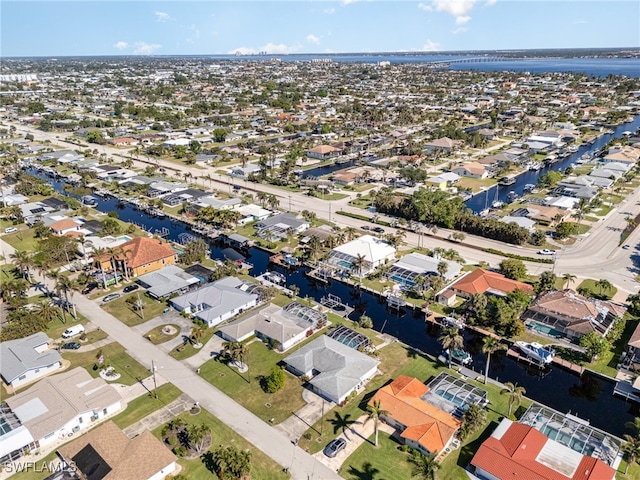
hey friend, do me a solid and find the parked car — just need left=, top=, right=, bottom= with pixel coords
left=82, top=282, right=99, bottom=295
left=537, top=249, right=556, bottom=255
left=4, top=227, right=17, bottom=233
left=373, top=226, right=385, bottom=234
left=323, top=438, right=347, bottom=458
left=123, top=284, right=139, bottom=293
left=361, top=225, right=371, bottom=230
left=62, top=324, right=85, bottom=339
left=622, top=244, right=631, bottom=250
left=62, top=341, right=81, bottom=350
left=102, top=293, right=121, bottom=303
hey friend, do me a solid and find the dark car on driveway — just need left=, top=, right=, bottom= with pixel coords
left=123, top=284, right=139, bottom=293
left=82, top=282, right=99, bottom=295
left=323, top=438, right=347, bottom=458
left=62, top=342, right=81, bottom=350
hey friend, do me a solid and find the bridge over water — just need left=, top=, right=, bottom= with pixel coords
left=424, top=56, right=532, bottom=68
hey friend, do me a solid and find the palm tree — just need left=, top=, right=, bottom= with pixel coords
left=222, top=341, right=247, bottom=369
left=595, top=278, right=613, bottom=297
left=413, top=275, right=430, bottom=299
left=307, top=236, right=322, bottom=263
left=408, top=453, right=439, bottom=480
left=186, top=423, right=212, bottom=455
left=500, top=382, right=526, bottom=417
left=459, top=403, right=487, bottom=440
left=621, top=434, right=640, bottom=474
left=482, top=337, right=506, bottom=385
left=563, top=273, right=577, bottom=289
left=351, top=253, right=367, bottom=278
left=344, top=226, right=357, bottom=241
left=33, top=300, right=60, bottom=324
left=190, top=325, right=206, bottom=346
left=365, top=399, right=389, bottom=447
left=54, top=275, right=75, bottom=322
left=10, top=250, right=34, bottom=280
left=93, top=247, right=109, bottom=289
left=438, top=327, right=464, bottom=369
left=437, top=261, right=448, bottom=279
left=106, top=247, right=123, bottom=285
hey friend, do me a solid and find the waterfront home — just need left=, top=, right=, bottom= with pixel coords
left=0, top=368, right=122, bottom=467
left=170, top=276, right=258, bottom=328
left=97, top=236, right=178, bottom=278
left=452, top=161, right=488, bottom=179
left=236, top=203, right=271, bottom=224
left=136, top=265, right=200, bottom=299
left=623, top=322, right=640, bottom=372
left=499, top=216, right=537, bottom=233
left=189, top=194, right=242, bottom=212
left=425, top=172, right=461, bottom=190
left=147, top=181, right=188, bottom=198
left=161, top=188, right=209, bottom=206
left=58, top=421, right=177, bottom=480
left=326, top=234, right=396, bottom=276
left=229, top=163, right=261, bottom=179
left=283, top=335, right=379, bottom=405
left=523, top=290, right=626, bottom=342
left=440, top=268, right=533, bottom=305
left=219, top=302, right=327, bottom=352
left=470, top=417, right=615, bottom=480
left=306, top=144, right=342, bottom=160
left=387, top=252, right=461, bottom=285
left=49, top=217, right=84, bottom=237
left=255, top=212, right=310, bottom=239
left=0, top=332, right=62, bottom=389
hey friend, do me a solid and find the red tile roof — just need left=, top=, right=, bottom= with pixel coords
left=370, top=375, right=460, bottom=454
left=471, top=420, right=615, bottom=480
left=451, top=269, right=534, bottom=296
left=120, top=237, right=176, bottom=268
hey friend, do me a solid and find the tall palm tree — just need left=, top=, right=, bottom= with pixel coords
left=621, top=434, right=640, bottom=474
left=595, top=278, right=613, bottom=297
left=106, top=247, right=124, bottom=285
left=10, top=250, right=33, bottom=280
left=438, top=327, right=464, bottom=369
left=500, top=382, right=526, bottom=417
left=365, top=399, right=389, bottom=447
left=563, top=273, right=577, bottom=290
left=409, top=453, right=439, bottom=480
left=482, top=337, right=506, bottom=385
left=222, top=341, right=247, bottom=368
left=351, top=253, right=367, bottom=278
left=54, top=275, right=75, bottom=322
left=33, top=300, right=60, bottom=325
left=344, top=226, right=357, bottom=241
left=437, top=261, right=449, bottom=279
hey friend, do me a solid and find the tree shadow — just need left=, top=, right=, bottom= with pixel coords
left=329, top=412, right=358, bottom=437
left=346, top=461, right=381, bottom=480
left=457, top=420, right=498, bottom=470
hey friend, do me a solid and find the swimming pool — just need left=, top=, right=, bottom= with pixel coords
left=528, top=322, right=563, bottom=338
left=435, top=389, right=466, bottom=408
left=337, top=260, right=353, bottom=269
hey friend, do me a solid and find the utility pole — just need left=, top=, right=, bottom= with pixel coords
left=136, top=291, right=145, bottom=320
left=152, top=360, right=158, bottom=399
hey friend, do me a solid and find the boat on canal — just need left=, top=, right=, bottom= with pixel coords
left=445, top=348, right=473, bottom=365
left=498, top=176, right=516, bottom=186
left=81, top=195, right=98, bottom=207
left=515, top=341, right=556, bottom=365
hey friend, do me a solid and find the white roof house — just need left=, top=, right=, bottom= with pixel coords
left=388, top=252, right=462, bottom=284
left=170, top=277, right=258, bottom=328
left=499, top=216, right=537, bottom=233
left=0, top=333, right=62, bottom=389
left=0, top=368, right=122, bottom=466
left=283, top=335, right=380, bottom=404
left=327, top=234, right=396, bottom=275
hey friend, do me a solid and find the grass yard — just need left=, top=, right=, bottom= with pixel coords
left=111, top=383, right=182, bottom=429
left=576, top=278, right=617, bottom=300
left=101, top=293, right=168, bottom=326
left=169, top=326, right=217, bottom=360
left=339, top=431, right=414, bottom=480
left=144, top=323, right=181, bottom=344
left=62, top=342, right=151, bottom=386
left=7, top=451, right=60, bottom=480
left=199, top=340, right=306, bottom=424
left=152, top=408, right=288, bottom=480
left=2, top=228, right=39, bottom=252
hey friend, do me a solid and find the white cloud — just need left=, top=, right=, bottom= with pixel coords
left=485, top=0, right=497, bottom=6
left=453, top=27, right=468, bottom=34
left=133, top=42, right=161, bottom=55
left=228, top=43, right=301, bottom=55
left=425, top=0, right=479, bottom=24
left=422, top=40, right=440, bottom=52
left=418, top=3, right=432, bottom=12
left=155, top=11, right=170, bottom=23
left=342, top=0, right=359, bottom=4
left=324, top=7, right=336, bottom=14
left=456, top=15, right=471, bottom=25
left=113, top=41, right=128, bottom=51
left=306, top=34, right=320, bottom=45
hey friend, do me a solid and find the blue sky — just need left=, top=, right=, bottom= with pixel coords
left=2, top=1, right=639, bottom=57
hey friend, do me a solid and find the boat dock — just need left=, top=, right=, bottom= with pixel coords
left=320, top=293, right=354, bottom=318
left=507, top=346, right=584, bottom=374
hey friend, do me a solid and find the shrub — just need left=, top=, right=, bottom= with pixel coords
left=358, top=315, right=373, bottom=329
left=166, top=434, right=178, bottom=447
left=263, top=367, right=286, bottom=393
left=173, top=446, right=186, bottom=457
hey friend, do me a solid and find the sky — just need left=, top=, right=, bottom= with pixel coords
left=1, top=1, right=639, bottom=57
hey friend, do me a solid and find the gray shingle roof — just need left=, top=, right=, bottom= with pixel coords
left=0, top=333, right=62, bottom=384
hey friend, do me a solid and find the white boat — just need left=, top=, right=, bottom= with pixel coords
left=528, top=162, right=542, bottom=171
left=441, top=316, right=465, bottom=330
left=523, top=184, right=536, bottom=193
left=81, top=195, right=98, bottom=207
left=515, top=341, right=555, bottom=365
left=445, top=348, right=473, bottom=365
left=491, top=200, right=505, bottom=209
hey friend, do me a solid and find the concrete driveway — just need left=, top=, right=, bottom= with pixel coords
left=276, top=389, right=336, bottom=441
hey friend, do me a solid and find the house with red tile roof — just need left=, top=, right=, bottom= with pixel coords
left=97, top=237, right=178, bottom=278
left=523, top=290, right=626, bottom=341
left=470, top=418, right=615, bottom=480
left=369, top=375, right=461, bottom=456
left=439, top=268, right=533, bottom=305
left=49, top=218, right=83, bottom=237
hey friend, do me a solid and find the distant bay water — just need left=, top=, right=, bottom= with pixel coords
left=205, top=53, right=640, bottom=77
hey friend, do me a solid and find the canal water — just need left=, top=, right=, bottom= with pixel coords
left=28, top=117, right=640, bottom=436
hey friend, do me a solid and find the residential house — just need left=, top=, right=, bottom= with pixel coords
left=623, top=322, right=640, bottom=372
left=0, top=368, right=122, bottom=466
left=523, top=290, right=626, bottom=341
left=327, top=235, right=396, bottom=276
left=98, top=236, right=178, bottom=278
left=423, top=137, right=458, bottom=154
left=452, top=161, right=488, bottom=179
left=425, top=172, right=460, bottom=190
left=387, top=252, right=461, bottom=285
left=499, top=215, right=537, bottom=233
left=439, top=268, right=533, bottom=305
left=219, top=302, right=327, bottom=352
left=58, top=421, right=177, bottom=480
left=369, top=375, right=471, bottom=456
left=170, top=276, right=258, bottom=328
left=147, top=181, right=188, bottom=198
left=470, top=418, right=615, bottom=480
left=283, top=335, right=379, bottom=404
left=255, top=212, right=309, bottom=240
left=136, top=265, right=200, bottom=299
left=236, top=204, right=271, bottom=224
left=307, top=145, right=341, bottom=160
left=0, top=333, right=62, bottom=389
left=49, top=218, right=83, bottom=237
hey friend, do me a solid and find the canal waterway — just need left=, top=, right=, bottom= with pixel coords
left=30, top=160, right=640, bottom=437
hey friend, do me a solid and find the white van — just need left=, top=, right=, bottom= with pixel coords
left=62, top=324, right=85, bottom=339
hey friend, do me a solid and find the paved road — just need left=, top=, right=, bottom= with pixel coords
left=0, top=238, right=340, bottom=480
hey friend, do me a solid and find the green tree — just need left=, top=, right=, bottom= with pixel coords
left=500, top=382, right=526, bottom=417
left=213, top=128, right=227, bottom=142
left=595, top=278, right=613, bottom=297
left=358, top=314, right=373, bottom=329
left=87, top=129, right=106, bottom=145
left=537, top=171, right=562, bottom=188
left=263, top=366, right=286, bottom=393
left=556, top=222, right=578, bottom=239
left=563, top=273, right=577, bottom=289
left=499, top=258, right=526, bottom=280
left=535, top=271, right=557, bottom=295
left=189, top=140, right=201, bottom=154
left=579, top=332, right=610, bottom=362
left=186, top=423, right=211, bottom=455
left=365, top=399, right=389, bottom=447
left=182, top=238, right=209, bottom=264
left=438, top=326, right=464, bottom=369
left=408, top=453, right=439, bottom=480
left=459, top=403, right=487, bottom=440
left=482, top=337, right=506, bottom=385
left=621, top=434, right=640, bottom=474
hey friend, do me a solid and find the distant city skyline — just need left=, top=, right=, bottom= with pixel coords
left=2, top=1, right=639, bottom=57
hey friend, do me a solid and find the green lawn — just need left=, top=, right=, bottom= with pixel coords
left=111, top=383, right=183, bottom=429
left=199, top=340, right=306, bottom=424
left=101, top=293, right=168, bottom=326
left=152, top=408, right=288, bottom=480
left=339, top=431, right=414, bottom=480
left=62, top=342, right=151, bottom=386
left=144, top=323, right=181, bottom=344
left=169, top=326, right=217, bottom=360
left=2, top=228, right=39, bottom=252
left=576, top=278, right=617, bottom=300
